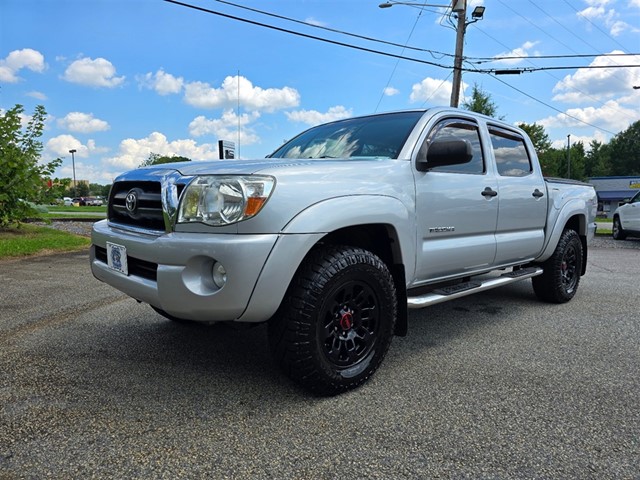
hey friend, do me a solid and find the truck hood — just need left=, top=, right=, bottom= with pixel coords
left=146, top=158, right=317, bottom=177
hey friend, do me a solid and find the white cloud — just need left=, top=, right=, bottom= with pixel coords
left=305, top=17, right=327, bottom=27
left=384, top=86, right=400, bottom=96
left=27, top=91, right=47, bottom=100
left=138, top=69, right=184, bottom=95
left=104, top=132, right=219, bottom=170
left=539, top=100, right=637, bottom=132
left=493, top=41, right=539, bottom=65
left=285, top=105, right=352, bottom=126
left=552, top=51, right=640, bottom=104
left=58, top=112, right=110, bottom=133
left=46, top=135, right=108, bottom=158
left=184, top=75, right=300, bottom=112
left=410, top=77, right=466, bottom=105
left=550, top=130, right=608, bottom=150
left=631, top=0, right=640, bottom=8
left=189, top=110, right=261, bottom=146
left=0, top=48, right=45, bottom=83
left=578, top=3, right=635, bottom=35
left=63, top=57, right=125, bottom=88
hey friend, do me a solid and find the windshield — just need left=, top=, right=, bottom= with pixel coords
left=269, top=111, right=424, bottom=159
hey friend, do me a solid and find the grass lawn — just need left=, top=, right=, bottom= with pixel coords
left=0, top=223, right=90, bottom=260
left=42, top=205, right=106, bottom=219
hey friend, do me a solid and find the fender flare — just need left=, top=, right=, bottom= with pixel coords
left=238, top=195, right=416, bottom=322
left=538, top=198, right=588, bottom=262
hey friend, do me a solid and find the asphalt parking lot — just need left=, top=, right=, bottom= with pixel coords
left=1, top=238, right=639, bottom=479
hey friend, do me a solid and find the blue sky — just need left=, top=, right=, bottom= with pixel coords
left=1, top=0, right=639, bottom=184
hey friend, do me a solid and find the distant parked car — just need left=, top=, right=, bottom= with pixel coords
left=85, top=197, right=103, bottom=206
left=63, top=197, right=73, bottom=206
left=612, top=191, right=640, bottom=240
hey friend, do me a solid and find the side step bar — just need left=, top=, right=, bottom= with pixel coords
left=407, top=267, right=543, bottom=309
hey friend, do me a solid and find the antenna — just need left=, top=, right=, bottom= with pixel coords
left=237, top=70, right=241, bottom=159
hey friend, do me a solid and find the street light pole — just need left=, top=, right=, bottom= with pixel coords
left=69, top=149, right=77, bottom=197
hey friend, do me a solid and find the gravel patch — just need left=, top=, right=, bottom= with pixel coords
left=32, top=220, right=97, bottom=237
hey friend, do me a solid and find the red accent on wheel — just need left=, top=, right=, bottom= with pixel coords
left=340, top=312, right=353, bottom=331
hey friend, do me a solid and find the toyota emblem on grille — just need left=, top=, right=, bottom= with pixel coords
left=125, top=190, right=138, bottom=214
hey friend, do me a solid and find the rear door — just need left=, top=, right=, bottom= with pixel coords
left=413, top=117, right=498, bottom=284
left=488, top=125, right=547, bottom=265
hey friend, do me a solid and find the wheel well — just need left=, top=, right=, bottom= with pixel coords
left=319, top=224, right=399, bottom=266
left=317, top=224, right=408, bottom=337
left=564, top=214, right=588, bottom=276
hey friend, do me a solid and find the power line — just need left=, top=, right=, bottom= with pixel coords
left=481, top=63, right=640, bottom=74
left=470, top=23, right=638, bottom=123
left=375, top=8, right=424, bottom=112
left=165, top=0, right=635, bottom=135
left=192, top=0, right=637, bottom=65
left=164, top=0, right=454, bottom=70
left=485, top=72, right=617, bottom=136
left=560, top=0, right=630, bottom=52
left=472, top=51, right=640, bottom=64
left=165, top=0, right=638, bottom=75
left=526, top=0, right=629, bottom=60
left=211, top=0, right=454, bottom=59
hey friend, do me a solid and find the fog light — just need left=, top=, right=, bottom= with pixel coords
left=212, top=262, right=227, bottom=289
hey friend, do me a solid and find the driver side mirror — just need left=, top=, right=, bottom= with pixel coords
left=416, top=136, right=473, bottom=172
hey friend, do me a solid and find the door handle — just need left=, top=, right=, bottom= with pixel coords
left=481, top=187, right=498, bottom=198
left=532, top=189, right=545, bottom=198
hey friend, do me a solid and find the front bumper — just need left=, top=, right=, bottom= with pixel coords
left=90, top=220, right=278, bottom=322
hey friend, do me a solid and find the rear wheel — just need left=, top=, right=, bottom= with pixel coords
left=268, top=245, right=396, bottom=396
left=532, top=229, right=583, bottom=303
left=612, top=216, right=627, bottom=240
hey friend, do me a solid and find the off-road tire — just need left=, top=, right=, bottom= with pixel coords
left=268, top=245, right=397, bottom=396
left=532, top=229, right=583, bottom=303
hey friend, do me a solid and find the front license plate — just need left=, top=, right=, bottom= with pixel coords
left=106, top=242, right=129, bottom=275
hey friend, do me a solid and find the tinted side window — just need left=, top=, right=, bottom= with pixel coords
left=489, top=129, right=533, bottom=177
left=425, top=119, right=485, bottom=174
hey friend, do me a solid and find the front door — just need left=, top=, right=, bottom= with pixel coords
left=414, top=117, right=498, bottom=284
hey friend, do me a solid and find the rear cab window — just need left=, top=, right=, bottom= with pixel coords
left=488, top=126, right=533, bottom=177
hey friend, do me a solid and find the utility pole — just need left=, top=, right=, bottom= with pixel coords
left=379, top=0, right=483, bottom=108
left=450, top=0, right=466, bottom=108
left=566, top=134, right=571, bottom=179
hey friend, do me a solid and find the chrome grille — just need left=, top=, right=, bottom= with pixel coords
left=108, top=181, right=165, bottom=231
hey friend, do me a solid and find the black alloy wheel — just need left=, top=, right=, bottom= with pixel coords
left=269, top=245, right=397, bottom=396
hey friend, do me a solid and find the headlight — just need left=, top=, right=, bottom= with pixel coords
left=177, top=175, right=275, bottom=226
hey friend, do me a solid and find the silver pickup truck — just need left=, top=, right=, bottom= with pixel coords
left=91, top=108, right=597, bottom=395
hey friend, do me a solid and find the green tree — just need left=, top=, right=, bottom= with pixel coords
left=461, top=83, right=502, bottom=119
left=0, top=104, right=61, bottom=226
left=518, top=123, right=552, bottom=155
left=584, top=140, right=610, bottom=178
left=607, top=120, right=640, bottom=176
left=566, top=141, right=586, bottom=181
left=139, top=152, right=191, bottom=167
left=75, top=182, right=90, bottom=197
left=538, top=148, right=564, bottom=178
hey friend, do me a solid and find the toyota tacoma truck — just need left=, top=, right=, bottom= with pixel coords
left=91, top=108, right=597, bottom=395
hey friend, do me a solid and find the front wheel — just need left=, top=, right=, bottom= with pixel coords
left=612, top=216, right=627, bottom=240
left=532, top=229, right=583, bottom=303
left=268, top=246, right=397, bottom=396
